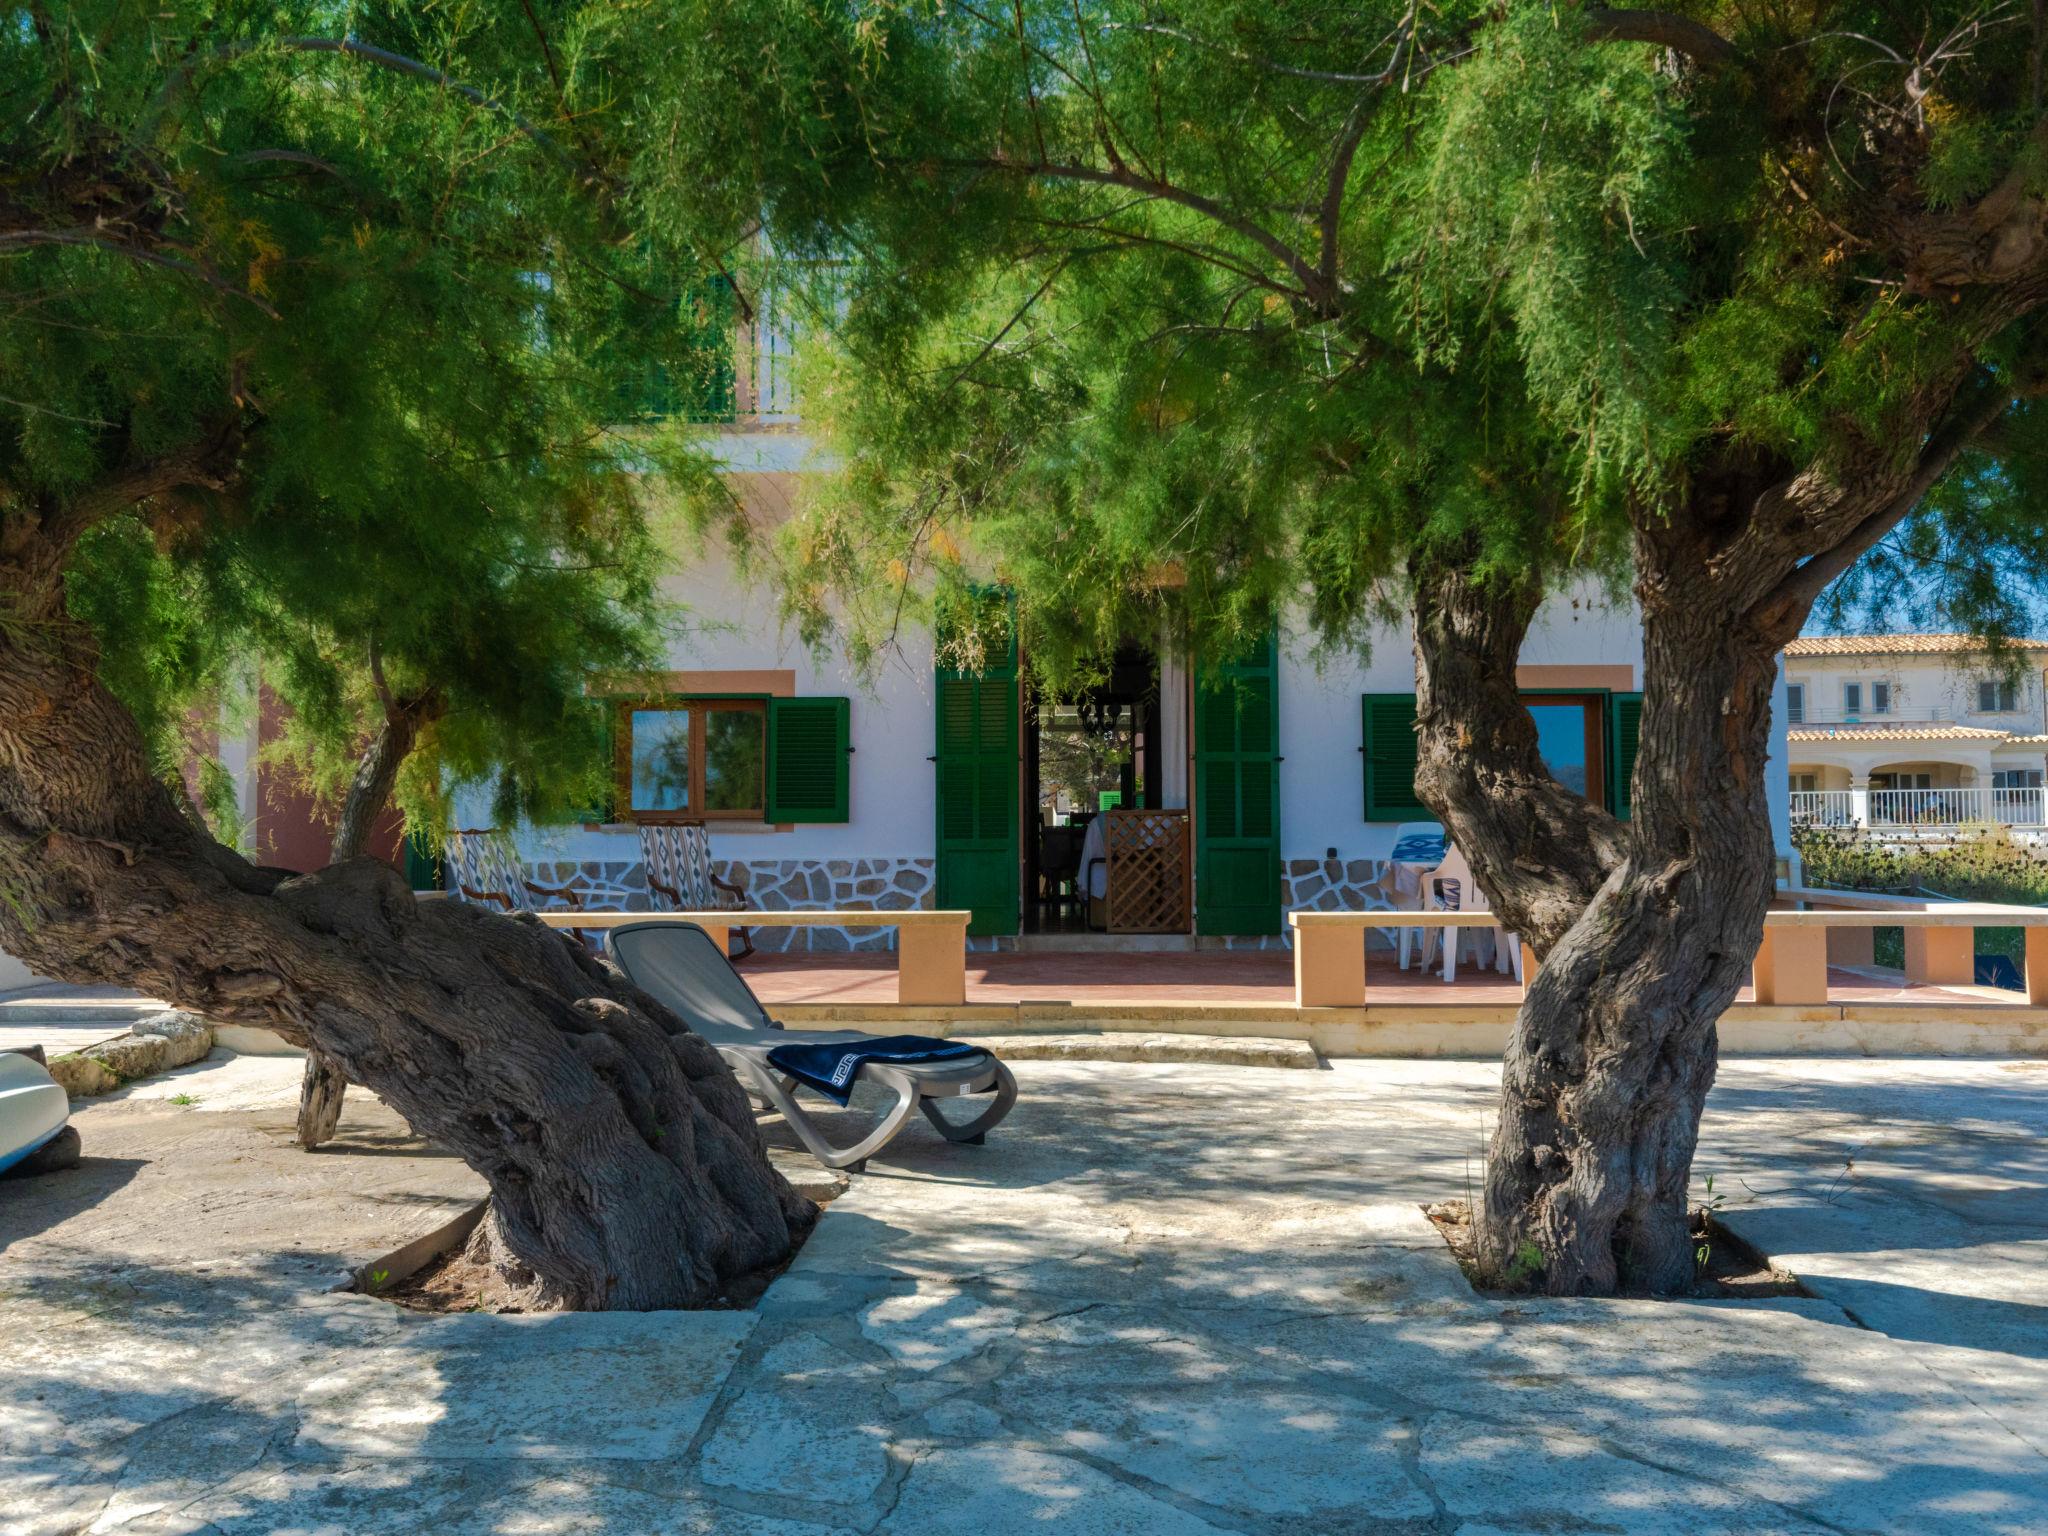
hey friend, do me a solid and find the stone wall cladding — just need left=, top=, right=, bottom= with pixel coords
left=720, top=858, right=935, bottom=952
left=520, top=853, right=1395, bottom=951
left=521, top=856, right=935, bottom=952
left=1219, top=858, right=1401, bottom=950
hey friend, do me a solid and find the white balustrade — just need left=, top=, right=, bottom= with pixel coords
left=1789, top=785, right=2046, bottom=829
left=1789, top=790, right=1856, bottom=826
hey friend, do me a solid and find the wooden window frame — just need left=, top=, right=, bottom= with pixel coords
left=614, top=696, right=767, bottom=824
left=1519, top=691, right=1608, bottom=809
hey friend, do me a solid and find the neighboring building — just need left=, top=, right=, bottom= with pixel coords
left=1784, top=634, right=2048, bottom=836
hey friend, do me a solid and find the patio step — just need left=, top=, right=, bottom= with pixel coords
left=0, top=984, right=168, bottom=1024
left=954, top=1031, right=1320, bottom=1069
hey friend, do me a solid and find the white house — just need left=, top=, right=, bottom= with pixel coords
left=472, top=305, right=1796, bottom=948
left=0, top=306, right=1800, bottom=990
left=1783, top=634, right=2048, bottom=834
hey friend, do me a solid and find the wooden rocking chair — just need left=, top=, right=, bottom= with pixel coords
left=638, top=822, right=755, bottom=960
left=447, top=828, right=598, bottom=947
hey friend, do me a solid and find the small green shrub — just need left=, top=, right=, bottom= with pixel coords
left=1503, top=1239, right=1545, bottom=1289
left=1794, top=825, right=2046, bottom=968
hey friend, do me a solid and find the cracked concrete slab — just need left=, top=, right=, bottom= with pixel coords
left=2, top=1053, right=2043, bottom=1533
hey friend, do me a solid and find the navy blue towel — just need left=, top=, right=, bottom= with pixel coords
left=1975, top=953, right=2023, bottom=992
left=767, top=1035, right=983, bottom=1106
left=1390, top=834, right=1446, bottom=865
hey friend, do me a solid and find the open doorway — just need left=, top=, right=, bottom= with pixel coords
left=1022, top=642, right=1165, bottom=933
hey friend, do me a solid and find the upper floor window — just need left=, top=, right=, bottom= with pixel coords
left=1842, top=681, right=1890, bottom=717
left=1978, top=678, right=2020, bottom=713
left=1785, top=684, right=1805, bottom=724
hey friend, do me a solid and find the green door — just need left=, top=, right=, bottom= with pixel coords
left=935, top=626, right=1020, bottom=937
left=1195, top=634, right=1282, bottom=935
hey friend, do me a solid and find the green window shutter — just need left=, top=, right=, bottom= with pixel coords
left=612, top=275, right=737, bottom=423
left=767, top=696, right=850, bottom=822
left=401, top=831, right=443, bottom=892
left=934, top=595, right=1020, bottom=937
left=1361, top=693, right=1426, bottom=821
left=1607, top=692, right=1644, bottom=820
left=1194, top=633, right=1281, bottom=936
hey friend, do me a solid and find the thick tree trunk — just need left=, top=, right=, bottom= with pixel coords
left=0, top=606, right=812, bottom=1309
left=1416, top=544, right=1780, bottom=1293
left=300, top=697, right=440, bottom=1149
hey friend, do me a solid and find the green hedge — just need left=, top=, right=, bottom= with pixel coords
left=1793, top=825, right=2045, bottom=968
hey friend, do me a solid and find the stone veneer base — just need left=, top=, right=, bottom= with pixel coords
left=514, top=853, right=1410, bottom=951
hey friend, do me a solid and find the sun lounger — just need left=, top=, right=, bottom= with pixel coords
left=607, top=920, right=1018, bottom=1172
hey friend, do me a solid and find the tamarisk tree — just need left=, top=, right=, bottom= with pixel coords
left=638, top=0, right=2048, bottom=1291
left=1, top=3, right=811, bottom=1306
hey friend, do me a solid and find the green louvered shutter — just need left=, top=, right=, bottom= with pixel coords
left=1195, top=634, right=1281, bottom=936
left=934, top=619, right=1019, bottom=936
left=1607, top=692, right=1644, bottom=820
left=1362, top=693, right=1427, bottom=820
left=767, top=697, right=850, bottom=822
left=402, top=831, right=443, bottom=892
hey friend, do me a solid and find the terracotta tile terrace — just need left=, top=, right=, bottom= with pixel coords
left=737, top=949, right=2000, bottom=1010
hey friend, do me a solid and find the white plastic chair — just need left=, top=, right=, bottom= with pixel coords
left=1378, top=821, right=1446, bottom=971
left=1426, top=844, right=1521, bottom=984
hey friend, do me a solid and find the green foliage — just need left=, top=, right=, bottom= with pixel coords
left=1794, top=825, right=2046, bottom=967
left=1504, top=1239, right=1546, bottom=1290
left=621, top=1, right=2048, bottom=678
left=1795, top=824, right=2048, bottom=905
left=3, top=3, right=738, bottom=844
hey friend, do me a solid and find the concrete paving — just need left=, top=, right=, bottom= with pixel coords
left=2, top=1053, right=2042, bottom=1534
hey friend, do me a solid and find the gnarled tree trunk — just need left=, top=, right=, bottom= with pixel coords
left=1413, top=358, right=2016, bottom=1294
left=299, top=691, right=442, bottom=1150
left=0, top=592, right=811, bottom=1309
left=1416, top=540, right=1780, bottom=1293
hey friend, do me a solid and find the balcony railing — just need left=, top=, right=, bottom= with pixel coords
left=1790, top=787, right=2048, bottom=829
left=1788, top=703, right=1951, bottom=729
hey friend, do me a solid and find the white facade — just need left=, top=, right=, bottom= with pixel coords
left=477, top=428, right=1795, bottom=947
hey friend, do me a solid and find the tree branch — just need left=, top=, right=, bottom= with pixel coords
left=1750, top=369, right=2021, bottom=633
left=933, top=156, right=1338, bottom=312
left=1583, top=9, right=1738, bottom=66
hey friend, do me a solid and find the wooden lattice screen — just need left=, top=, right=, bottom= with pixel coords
left=1105, top=809, right=1192, bottom=933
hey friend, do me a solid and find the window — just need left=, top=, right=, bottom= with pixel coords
left=1361, top=692, right=1637, bottom=819
left=1785, top=684, right=1804, bottom=724
left=1843, top=682, right=1862, bottom=716
left=1871, top=681, right=1891, bottom=715
left=1791, top=773, right=1819, bottom=792
left=619, top=700, right=765, bottom=821
left=1526, top=699, right=1601, bottom=799
left=1979, top=678, right=2020, bottom=713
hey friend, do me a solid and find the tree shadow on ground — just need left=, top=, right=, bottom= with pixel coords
left=0, top=1155, right=147, bottom=1251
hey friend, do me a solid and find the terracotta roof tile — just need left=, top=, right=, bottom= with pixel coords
left=1786, top=724, right=2013, bottom=742
left=1786, top=633, right=2048, bottom=657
